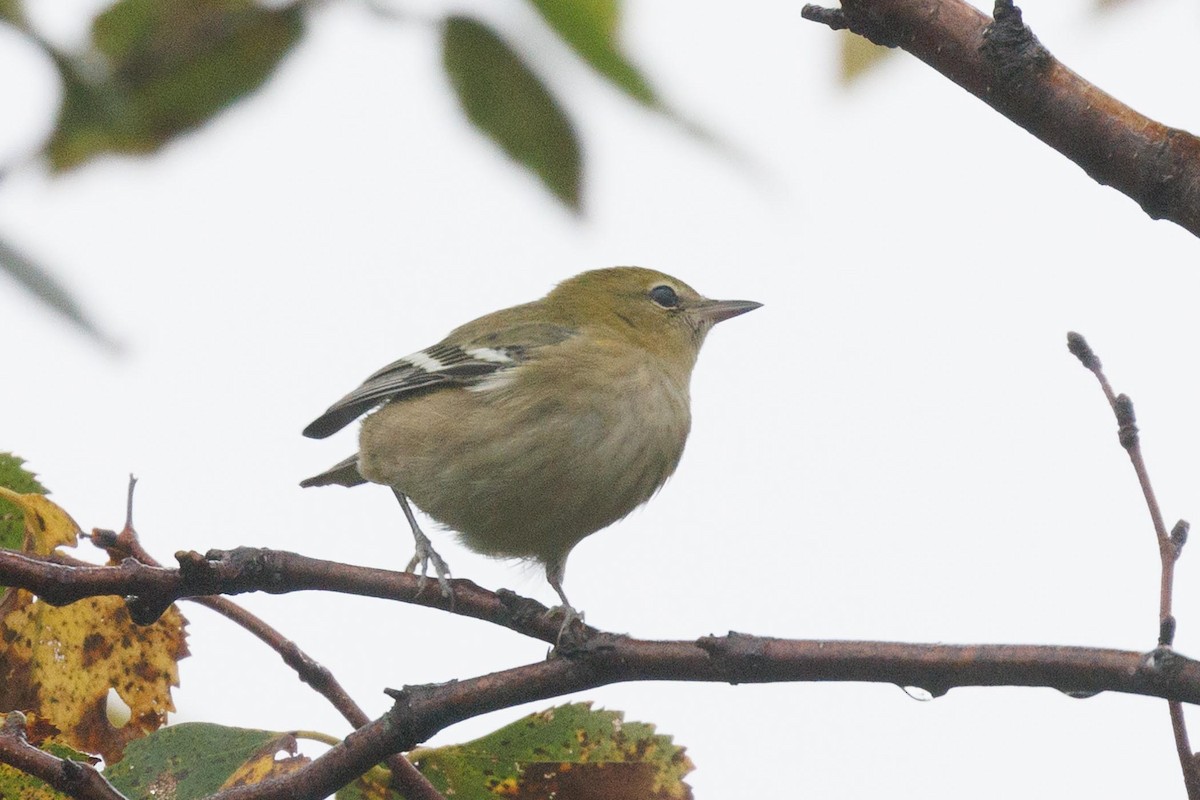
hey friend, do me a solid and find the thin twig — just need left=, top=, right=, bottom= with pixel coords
left=1172, top=702, right=1200, bottom=797
left=1068, top=331, right=1198, bottom=799
left=1066, top=333, right=1181, bottom=641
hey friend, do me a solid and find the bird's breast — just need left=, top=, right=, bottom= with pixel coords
left=358, top=346, right=693, bottom=565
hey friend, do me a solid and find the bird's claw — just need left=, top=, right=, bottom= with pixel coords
left=547, top=604, right=585, bottom=647
left=394, top=489, right=452, bottom=599
left=405, top=528, right=453, bottom=598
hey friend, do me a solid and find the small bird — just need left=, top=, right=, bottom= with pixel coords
left=301, top=267, right=760, bottom=625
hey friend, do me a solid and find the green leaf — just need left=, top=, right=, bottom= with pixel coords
left=442, top=15, right=581, bottom=211
left=0, top=453, right=47, bottom=553
left=105, top=723, right=303, bottom=799
left=524, top=0, right=656, bottom=106
left=411, top=702, right=694, bottom=799
left=45, top=0, right=303, bottom=171
left=0, top=1, right=27, bottom=28
left=0, top=236, right=117, bottom=350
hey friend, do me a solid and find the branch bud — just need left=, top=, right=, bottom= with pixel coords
left=1066, top=332, right=1100, bottom=371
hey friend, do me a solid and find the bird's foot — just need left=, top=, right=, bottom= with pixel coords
left=394, top=489, right=452, bottom=599
left=404, top=528, right=453, bottom=598
left=546, top=603, right=585, bottom=647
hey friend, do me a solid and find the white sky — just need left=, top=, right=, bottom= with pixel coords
left=4, top=0, right=1200, bottom=796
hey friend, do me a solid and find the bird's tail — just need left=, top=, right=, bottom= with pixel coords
left=300, top=454, right=367, bottom=488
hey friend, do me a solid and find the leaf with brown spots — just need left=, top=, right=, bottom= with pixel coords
left=0, top=489, right=188, bottom=763
left=0, top=590, right=188, bottom=763
left=0, top=454, right=49, bottom=553
left=0, top=487, right=79, bottom=556
left=410, top=703, right=693, bottom=799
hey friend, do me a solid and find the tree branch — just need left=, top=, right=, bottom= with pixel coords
left=0, top=546, right=569, bottom=643
left=801, top=0, right=1200, bottom=238
left=204, top=635, right=1200, bottom=800
left=7, top=540, right=1199, bottom=796
left=0, top=712, right=125, bottom=800
left=1068, top=332, right=1198, bottom=798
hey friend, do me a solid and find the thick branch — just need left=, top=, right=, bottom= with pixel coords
left=801, top=0, right=1200, bottom=238
left=0, top=546, right=569, bottom=643
left=207, top=636, right=1200, bottom=800
left=5, top=546, right=1200, bottom=709
left=9, top=543, right=1200, bottom=798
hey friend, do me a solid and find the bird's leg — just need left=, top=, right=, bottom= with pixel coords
left=545, top=558, right=583, bottom=641
left=392, top=489, right=452, bottom=597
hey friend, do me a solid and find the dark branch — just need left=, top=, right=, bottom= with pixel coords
left=0, top=546, right=570, bottom=644
left=0, top=712, right=125, bottom=800
left=801, top=0, right=1200, bottom=238
left=206, top=636, right=1200, bottom=800
left=1171, top=702, right=1200, bottom=798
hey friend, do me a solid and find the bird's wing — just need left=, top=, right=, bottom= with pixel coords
left=302, top=321, right=575, bottom=439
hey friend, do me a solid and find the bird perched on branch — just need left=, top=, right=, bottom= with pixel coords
left=301, top=266, right=760, bottom=627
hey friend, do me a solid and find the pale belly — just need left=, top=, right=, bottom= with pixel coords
left=357, top=362, right=691, bottom=567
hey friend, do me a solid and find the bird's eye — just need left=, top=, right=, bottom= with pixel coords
left=649, top=285, right=680, bottom=308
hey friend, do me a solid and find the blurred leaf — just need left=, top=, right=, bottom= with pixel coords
left=840, top=30, right=892, bottom=84
left=0, top=0, right=27, bottom=28
left=525, top=0, right=657, bottom=106
left=0, top=236, right=117, bottom=350
left=442, top=15, right=581, bottom=211
left=105, top=723, right=305, bottom=799
left=411, top=702, right=694, bottom=799
left=0, top=488, right=189, bottom=764
left=0, top=453, right=47, bottom=553
left=45, top=0, right=303, bottom=170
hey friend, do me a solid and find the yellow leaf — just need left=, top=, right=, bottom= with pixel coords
left=0, top=589, right=189, bottom=763
left=840, top=31, right=892, bottom=84
left=0, top=488, right=80, bottom=555
left=219, top=732, right=310, bottom=788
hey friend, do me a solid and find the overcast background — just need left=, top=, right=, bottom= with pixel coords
left=4, top=0, right=1200, bottom=796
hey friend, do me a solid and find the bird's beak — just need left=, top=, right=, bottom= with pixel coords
left=690, top=298, right=763, bottom=325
